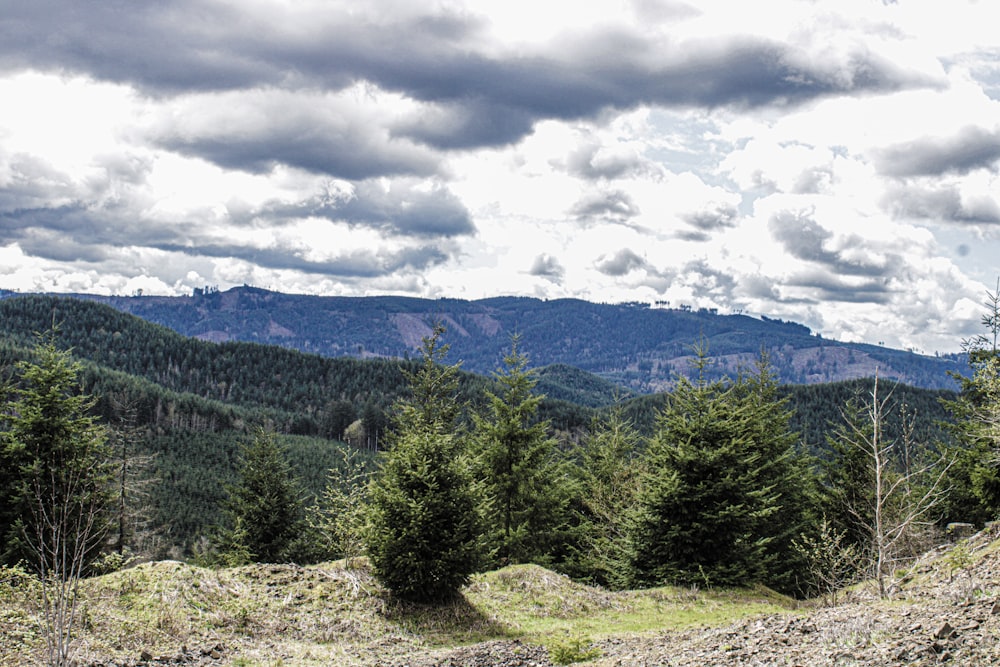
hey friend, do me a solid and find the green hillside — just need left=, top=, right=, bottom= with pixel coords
left=0, top=294, right=966, bottom=560
left=7, top=286, right=967, bottom=391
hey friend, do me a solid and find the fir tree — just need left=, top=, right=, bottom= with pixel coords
left=365, top=324, right=484, bottom=602
left=474, top=336, right=573, bottom=566
left=733, top=354, right=819, bottom=594
left=572, top=404, right=643, bottom=588
left=630, top=349, right=813, bottom=591
left=219, top=429, right=304, bottom=564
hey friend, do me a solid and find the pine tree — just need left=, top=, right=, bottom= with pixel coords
left=365, top=324, right=484, bottom=602
left=474, top=336, right=573, bottom=566
left=219, top=429, right=304, bottom=564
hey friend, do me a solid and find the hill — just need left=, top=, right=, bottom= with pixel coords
left=1, top=286, right=967, bottom=392
left=3, top=528, right=999, bottom=666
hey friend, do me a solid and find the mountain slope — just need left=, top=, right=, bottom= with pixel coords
left=5, top=286, right=967, bottom=391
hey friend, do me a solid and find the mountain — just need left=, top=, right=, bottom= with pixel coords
left=2, top=286, right=966, bottom=392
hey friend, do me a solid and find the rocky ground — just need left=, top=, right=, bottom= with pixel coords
left=399, top=528, right=1000, bottom=667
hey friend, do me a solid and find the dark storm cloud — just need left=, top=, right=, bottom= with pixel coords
left=570, top=190, right=640, bottom=223
left=2, top=202, right=223, bottom=268
left=155, top=241, right=450, bottom=278
left=148, top=94, right=441, bottom=180
left=873, top=126, right=1000, bottom=177
left=0, top=2, right=938, bottom=158
left=768, top=211, right=894, bottom=277
left=392, top=100, right=536, bottom=149
left=528, top=254, right=565, bottom=280
left=883, top=184, right=1000, bottom=224
left=595, top=248, right=648, bottom=276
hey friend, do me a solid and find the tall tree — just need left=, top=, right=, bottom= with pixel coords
left=365, top=324, right=483, bottom=602
left=218, top=429, right=304, bottom=564
left=827, top=373, right=952, bottom=598
left=733, top=354, right=820, bottom=594
left=572, top=404, right=643, bottom=588
left=474, top=336, right=573, bottom=566
left=630, top=349, right=815, bottom=592
left=0, top=334, right=115, bottom=666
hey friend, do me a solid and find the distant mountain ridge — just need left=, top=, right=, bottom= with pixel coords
left=0, top=286, right=967, bottom=391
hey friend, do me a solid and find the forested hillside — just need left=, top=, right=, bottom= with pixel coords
left=0, top=293, right=971, bottom=570
left=2, top=286, right=966, bottom=391
left=0, top=296, right=590, bottom=554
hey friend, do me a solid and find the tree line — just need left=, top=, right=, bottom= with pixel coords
left=2, top=287, right=999, bottom=611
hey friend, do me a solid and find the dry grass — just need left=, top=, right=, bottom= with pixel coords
left=1, top=559, right=797, bottom=667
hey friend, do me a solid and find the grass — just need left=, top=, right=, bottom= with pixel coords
left=464, top=564, right=793, bottom=643
left=0, top=560, right=797, bottom=667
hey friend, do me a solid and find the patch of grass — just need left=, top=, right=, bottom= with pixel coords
left=546, top=632, right=601, bottom=664
left=463, top=564, right=794, bottom=644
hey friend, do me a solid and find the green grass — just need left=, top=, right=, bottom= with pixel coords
left=462, top=565, right=793, bottom=644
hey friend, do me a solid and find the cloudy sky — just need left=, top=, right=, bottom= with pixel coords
left=2, top=0, right=999, bottom=353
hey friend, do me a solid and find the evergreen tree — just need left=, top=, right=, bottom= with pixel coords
left=733, top=354, right=819, bottom=594
left=630, top=349, right=813, bottom=592
left=218, top=429, right=304, bottom=564
left=474, top=337, right=573, bottom=566
left=571, top=404, right=643, bottom=588
left=365, top=324, right=483, bottom=602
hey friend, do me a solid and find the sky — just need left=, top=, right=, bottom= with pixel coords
left=1, top=0, right=999, bottom=354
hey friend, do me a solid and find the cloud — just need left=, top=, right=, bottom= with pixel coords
left=528, top=254, right=565, bottom=281
left=768, top=210, right=895, bottom=277
left=882, top=183, right=1000, bottom=224
left=1, top=2, right=938, bottom=154
left=680, top=203, right=739, bottom=232
left=595, top=248, right=649, bottom=276
left=873, top=126, right=1000, bottom=177
left=316, top=179, right=475, bottom=238
left=563, top=141, right=657, bottom=180
left=392, top=99, right=536, bottom=149
left=784, top=271, right=892, bottom=304
left=153, top=241, right=451, bottom=278
left=145, top=88, right=441, bottom=179
left=570, top=190, right=640, bottom=223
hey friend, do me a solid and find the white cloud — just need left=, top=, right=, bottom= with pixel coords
left=0, top=0, right=998, bottom=352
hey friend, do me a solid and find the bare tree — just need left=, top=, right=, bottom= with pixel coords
left=840, top=372, right=952, bottom=598
left=107, top=392, right=159, bottom=563
left=2, top=337, right=115, bottom=666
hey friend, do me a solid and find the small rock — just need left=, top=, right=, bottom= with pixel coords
left=934, top=622, right=956, bottom=640
left=140, top=650, right=153, bottom=662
